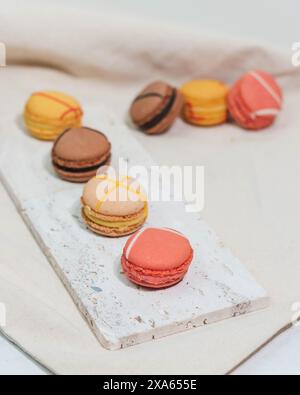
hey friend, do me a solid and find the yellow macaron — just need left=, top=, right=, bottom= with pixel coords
left=181, top=80, right=229, bottom=126
left=24, top=91, right=83, bottom=140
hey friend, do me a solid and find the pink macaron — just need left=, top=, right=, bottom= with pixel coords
left=121, top=227, right=194, bottom=289
left=228, top=70, right=283, bottom=130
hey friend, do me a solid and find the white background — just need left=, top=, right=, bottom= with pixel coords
left=58, top=0, right=299, bottom=49
left=1, top=0, right=300, bottom=375
left=6, top=0, right=300, bottom=50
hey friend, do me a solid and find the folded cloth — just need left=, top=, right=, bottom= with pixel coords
left=0, top=1, right=299, bottom=375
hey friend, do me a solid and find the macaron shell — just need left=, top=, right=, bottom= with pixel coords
left=195, top=116, right=227, bottom=126
left=53, top=127, right=111, bottom=163
left=124, top=228, right=193, bottom=270
left=24, top=115, right=82, bottom=130
left=229, top=87, right=274, bottom=130
left=130, top=81, right=170, bottom=125
left=53, top=165, right=105, bottom=183
left=84, top=219, right=146, bottom=238
left=24, top=118, right=82, bottom=140
left=82, top=176, right=146, bottom=216
left=228, top=81, right=251, bottom=126
left=25, top=91, right=82, bottom=120
left=240, top=71, right=282, bottom=114
left=181, top=80, right=228, bottom=103
left=183, top=104, right=227, bottom=126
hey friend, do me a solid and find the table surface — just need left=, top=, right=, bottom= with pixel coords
left=1, top=0, right=300, bottom=376
left=1, top=325, right=300, bottom=375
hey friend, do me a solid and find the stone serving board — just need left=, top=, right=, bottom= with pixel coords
left=0, top=106, right=269, bottom=350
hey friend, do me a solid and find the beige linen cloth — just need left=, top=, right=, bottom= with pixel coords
left=0, top=3, right=300, bottom=375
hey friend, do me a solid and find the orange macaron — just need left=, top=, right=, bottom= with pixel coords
left=121, top=227, right=194, bottom=289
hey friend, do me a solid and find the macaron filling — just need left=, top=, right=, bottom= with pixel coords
left=53, top=161, right=104, bottom=174
left=83, top=205, right=148, bottom=229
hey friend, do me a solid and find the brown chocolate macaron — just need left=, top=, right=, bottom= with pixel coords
left=52, top=127, right=111, bottom=183
left=130, top=81, right=183, bottom=135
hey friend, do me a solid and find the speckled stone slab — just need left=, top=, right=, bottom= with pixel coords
left=0, top=106, right=269, bottom=350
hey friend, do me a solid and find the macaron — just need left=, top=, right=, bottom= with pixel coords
left=228, top=70, right=283, bottom=130
left=24, top=91, right=83, bottom=140
left=81, top=175, right=148, bottom=237
left=181, top=80, right=229, bottom=126
left=130, top=81, right=183, bottom=135
left=121, top=227, right=194, bottom=289
left=52, top=127, right=111, bottom=183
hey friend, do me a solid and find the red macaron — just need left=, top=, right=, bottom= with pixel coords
left=121, top=227, right=194, bottom=289
left=228, top=70, right=283, bottom=130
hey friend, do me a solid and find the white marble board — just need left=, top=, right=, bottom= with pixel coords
left=0, top=106, right=269, bottom=350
